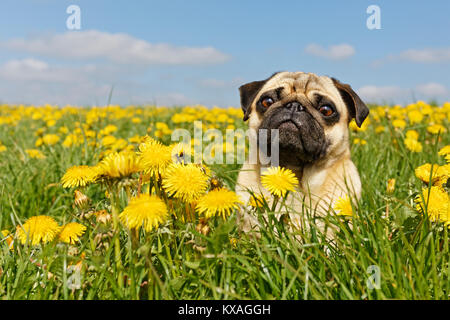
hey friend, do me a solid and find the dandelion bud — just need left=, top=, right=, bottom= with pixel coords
left=386, top=179, right=396, bottom=194
left=74, top=190, right=89, bottom=209
left=1, top=230, right=14, bottom=250
left=201, top=225, right=210, bottom=235
left=249, top=194, right=266, bottom=209
left=67, top=246, right=79, bottom=256
left=94, top=231, right=113, bottom=250
left=196, top=218, right=210, bottom=235
left=95, top=210, right=112, bottom=224
left=209, top=177, right=222, bottom=190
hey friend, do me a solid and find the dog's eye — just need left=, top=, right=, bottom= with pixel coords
left=261, top=97, right=274, bottom=108
left=319, top=105, right=334, bottom=117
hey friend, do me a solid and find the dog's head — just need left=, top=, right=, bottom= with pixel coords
left=239, top=71, right=369, bottom=167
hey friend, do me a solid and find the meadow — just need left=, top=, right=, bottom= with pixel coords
left=0, top=101, right=449, bottom=300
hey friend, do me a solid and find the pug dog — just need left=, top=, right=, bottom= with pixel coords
left=235, top=71, right=369, bottom=236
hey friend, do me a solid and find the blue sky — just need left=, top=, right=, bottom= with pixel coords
left=0, top=0, right=448, bottom=106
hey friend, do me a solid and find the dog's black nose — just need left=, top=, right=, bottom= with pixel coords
left=284, top=101, right=304, bottom=112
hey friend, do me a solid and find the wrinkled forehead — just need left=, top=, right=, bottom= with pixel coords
left=257, top=71, right=343, bottom=105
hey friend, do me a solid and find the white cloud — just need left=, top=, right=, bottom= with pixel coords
left=0, top=58, right=122, bottom=105
left=0, top=58, right=81, bottom=82
left=396, top=48, right=450, bottom=63
left=0, top=78, right=111, bottom=106
left=416, top=82, right=448, bottom=96
left=0, top=58, right=195, bottom=106
left=2, top=30, right=230, bottom=65
left=305, top=43, right=355, bottom=60
left=358, top=82, right=448, bottom=103
left=0, top=58, right=133, bottom=83
left=358, top=85, right=408, bottom=102
left=372, top=47, right=450, bottom=67
left=5, top=58, right=48, bottom=71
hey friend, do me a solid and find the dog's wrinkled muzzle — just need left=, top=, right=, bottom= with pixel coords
left=258, top=103, right=328, bottom=166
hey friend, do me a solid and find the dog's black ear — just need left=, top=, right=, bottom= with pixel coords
left=332, top=78, right=369, bottom=127
left=239, top=80, right=267, bottom=121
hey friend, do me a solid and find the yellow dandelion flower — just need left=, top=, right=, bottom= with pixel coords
left=154, top=129, right=164, bottom=138
left=58, top=126, right=69, bottom=134
left=386, top=178, right=396, bottom=194
left=42, top=134, right=60, bottom=146
left=99, top=124, right=118, bottom=136
left=85, top=130, right=96, bottom=139
left=441, top=209, right=450, bottom=226
left=415, top=186, right=449, bottom=225
left=16, top=215, right=61, bottom=245
left=408, top=110, right=423, bottom=124
left=101, top=135, right=117, bottom=147
left=111, top=138, right=128, bottom=151
left=404, top=138, right=422, bottom=152
left=415, top=163, right=449, bottom=186
left=333, top=195, right=353, bottom=216
left=435, top=164, right=450, bottom=186
left=260, top=167, right=299, bottom=197
left=415, top=163, right=436, bottom=183
left=349, top=118, right=370, bottom=132
left=128, top=135, right=144, bottom=144
left=196, top=188, right=241, bottom=219
left=35, top=137, right=43, bottom=147
left=138, top=136, right=173, bottom=176
left=170, top=142, right=192, bottom=164
left=97, top=151, right=140, bottom=179
left=61, top=165, right=99, bottom=188
left=59, top=222, right=87, bottom=244
left=119, top=194, right=168, bottom=232
left=392, top=119, right=406, bottom=129
left=438, top=145, right=450, bottom=157
left=35, top=127, right=46, bottom=136
left=1, top=230, right=14, bottom=250
left=62, top=134, right=83, bottom=148
left=405, top=130, right=419, bottom=140
left=375, top=106, right=386, bottom=118
left=162, top=163, right=210, bottom=202
left=427, top=124, right=447, bottom=135
left=375, top=126, right=385, bottom=134
left=155, top=122, right=171, bottom=134
left=25, top=149, right=46, bottom=159
left=46, top=119, right=56, bottom=127
left=249, top=193, right=268, bottom=208
left=353, top=138, right=367, bottom=145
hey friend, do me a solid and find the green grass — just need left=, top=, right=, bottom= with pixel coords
left=0, top=105, right=448, bottom=300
